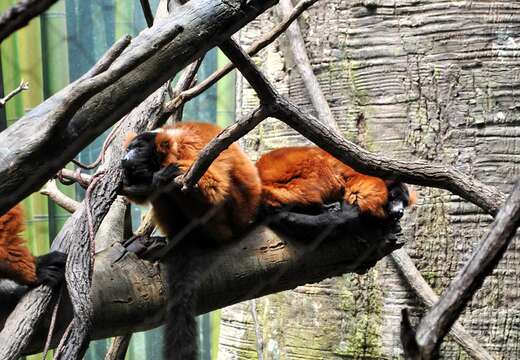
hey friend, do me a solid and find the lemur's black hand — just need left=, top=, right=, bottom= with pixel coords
left=35, top=251, right=67, bottom=287
left=123, top=235, right=170, bottom=261
left=152, top=164, right=184, bottom=189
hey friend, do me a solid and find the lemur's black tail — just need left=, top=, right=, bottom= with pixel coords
left=164, top=245, right=202, bottom=360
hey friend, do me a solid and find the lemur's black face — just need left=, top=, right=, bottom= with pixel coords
left=385, top=183, right=411, bottom=221
left=121, top=132, right=161, bottom=187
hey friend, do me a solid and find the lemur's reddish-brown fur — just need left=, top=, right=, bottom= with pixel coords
left=125, top=122, right=262, bottom=242
left=257, top=146, right=415, bottom=218
left=0, top=205, right=37, bottom=285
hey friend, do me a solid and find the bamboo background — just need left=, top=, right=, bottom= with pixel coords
left=0, top=0, right=236, bottom=358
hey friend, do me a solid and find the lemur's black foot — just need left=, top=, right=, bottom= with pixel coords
left=123, top=235, right=170, bottom=261
left=35, top=251, right=67, bottom=287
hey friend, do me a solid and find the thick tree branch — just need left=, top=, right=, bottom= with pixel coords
left=402, top=179, right=520, bottom=359
left=0, top=0, right=278, bottom=216
left=0, top=220, right=402, bottom=355
left=0, top=68, right=178, bottom=360
left=0, top=0, right=59, bottom=42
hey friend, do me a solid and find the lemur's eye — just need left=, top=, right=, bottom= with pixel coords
left=160, top=141, right=169, bottom=148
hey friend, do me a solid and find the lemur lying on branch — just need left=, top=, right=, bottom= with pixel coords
left=120, top=122, right=414, bottom=360
left=0, top=204, right=66, bottom=287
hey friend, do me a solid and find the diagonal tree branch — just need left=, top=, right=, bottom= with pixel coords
left=392, top=249, right=494, bottom=360
left=139, top=0, right=154, bottom=28
left=180, top=38, right=504, bottom=218
left=0, top=0, right=278, bottom=216
left=401, top=179, right=520, bottom=359
left=0, top=0, right=60, bottom=42
left=173, top=0, right=319, bottom=105
left=277, top=0, right=339, bottom=132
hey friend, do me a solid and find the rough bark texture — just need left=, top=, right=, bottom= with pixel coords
left=0, top=220, right=400, bottom=355
left=220, top=1, right=520, bottom=359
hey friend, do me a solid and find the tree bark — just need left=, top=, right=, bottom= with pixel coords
left=0, top=221, right=401, bottom=355
left=220, top=1, right=520, bottom=359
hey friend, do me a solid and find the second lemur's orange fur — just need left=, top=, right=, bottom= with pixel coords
left=0, top=205, right=37, bottom=285
left=257, top=146, right=390, bottom=218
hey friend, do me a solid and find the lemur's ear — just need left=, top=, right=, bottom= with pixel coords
left=384, top=179, right=397, bottom=186
left=408, top=186, right=417, bottom=206
left=123, top=132, right=137, bottom=149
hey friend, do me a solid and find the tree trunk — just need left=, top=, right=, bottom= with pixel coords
left=220, top=1, right=520, bottom=359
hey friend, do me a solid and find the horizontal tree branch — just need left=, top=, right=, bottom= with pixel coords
left=0, top=0, right=278, bottom=216
left=0, top=221, right=402, bottom=355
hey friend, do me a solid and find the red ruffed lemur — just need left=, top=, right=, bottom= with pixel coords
left=0, top=204, right=67, bottom=287
left=255, top=146, right=416, bottom=239
left=121, top=122, right=262, bottom=360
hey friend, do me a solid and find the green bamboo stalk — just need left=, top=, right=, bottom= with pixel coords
left=216, top=49, right=236, bottom=128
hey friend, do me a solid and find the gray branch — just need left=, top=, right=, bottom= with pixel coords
left=0, top=222, right=402, bottom=355
left=401, top=179, right=520, bottom=359
left=0, top=0, right=278, bottom=216
left=391, top=249, right=494, bottom=360
left=177, top=0, right=320, bottom=103
left=277, top=0, right=339, bottom=132
left=0, top=0, right=59, bottom=42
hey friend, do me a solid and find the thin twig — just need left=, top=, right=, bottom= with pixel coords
left=0, top=79, right=28, bottom=107
left=41, top=289, right=63, bottom=360
left=105, top=334, right=132, bottom=360
left=81, top=36, right=132, bottom=80
left=160, top=56, right=205, bottom=125
left=71, top=116, right=127, bottom=170
left=139, top=0, right=154, bottom=28
left=40, top=180, right=81, bottom=213
left=171, top=0, right=319, bottom=105
left=250, top=299, right=264, bottom=360
left=56, top=169, right=92, bottom=188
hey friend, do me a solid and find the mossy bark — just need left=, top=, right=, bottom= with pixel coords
left=220, top=1, right=520, bottom=358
